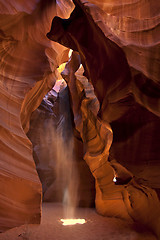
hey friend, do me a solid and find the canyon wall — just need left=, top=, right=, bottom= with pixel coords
left=0, top=0, right=73, bottom=231
left=47, top=0, right=160, bottom=237
left=0, top=0, right=160, bottom=236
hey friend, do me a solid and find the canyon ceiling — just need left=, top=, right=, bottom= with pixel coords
left=0, top=0, right=160, bottom=237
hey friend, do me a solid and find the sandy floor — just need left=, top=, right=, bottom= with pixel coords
left=0, top=203, right=157, bottom=240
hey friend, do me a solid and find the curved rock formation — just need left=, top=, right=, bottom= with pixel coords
left=0, top=0, right=160, bottom=236
left=0, top=0, right=73, bottom=232
left=27, top=85, right=95, bottom=207
left=47, top=0, right=132, bottom=123
left=47, top=0, right=160, bottom=188
left=47, top=0, right=160, bottom=237
left=61, top=51, right=160, bottom=237
left=85, top=0, right=160, bottom=119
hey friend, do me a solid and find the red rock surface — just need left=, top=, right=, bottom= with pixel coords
left=0, top=0, right=73, bottom=232
left=0, top=0, right=160, bottom=237
left=60, top=51, right=160, bottom=237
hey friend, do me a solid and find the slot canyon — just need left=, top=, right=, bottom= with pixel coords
left=0, top=0, right=160, bottom=239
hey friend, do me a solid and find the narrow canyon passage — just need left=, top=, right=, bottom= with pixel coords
left=0, top=0, right=160, bottom=239
left=27, top=75, right=95, bottom=212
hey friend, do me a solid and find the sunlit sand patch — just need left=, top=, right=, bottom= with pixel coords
left=60, top=219, right=86, bottom=226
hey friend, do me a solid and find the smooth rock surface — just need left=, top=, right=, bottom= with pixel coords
left=0, top=0, right=160, bottom=234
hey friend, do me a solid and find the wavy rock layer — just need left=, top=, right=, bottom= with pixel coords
left=27, top=88, right=95, bottom=207
left=77, top=0, right=160, bottom=193
left=0, top=28, right=43, bottom=233
left=47, top=0, right=160, bottom=188
left=0, top=0, right=73, bottom=232
left=47, top=1, right=160, bottom=237
left=0, top=0, right=160, bottom=235
left=81, top=0, right=160, bottom=117
left=62, top=51, right=160, bottom=237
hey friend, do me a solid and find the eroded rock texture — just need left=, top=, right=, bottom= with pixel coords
left=27, top=86, right=95, bottom=207
left=61, top=51, right=160, bottom=237
left=0, top=0, right=74, bottom=232
left=0, top=0, right=160, bottom=236
left=47, top=0, right=160, bottom=237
